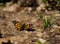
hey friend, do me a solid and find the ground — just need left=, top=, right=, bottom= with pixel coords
left=0, top=0, right=60, bottom=44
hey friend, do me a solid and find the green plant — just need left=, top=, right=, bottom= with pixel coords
left=38, top=14, right=51, bottom=29
left=41, top=0, right=46, bottom=4
left=37, top=40, right=42, bottom=44
left=57, top=0, right=60, bottom=6
left=38, top=13, right=56, bottom=29
left=45, top=41, right=51, bottom=44
left=38, top=14, right=43, bottom=19
left=43, top=16, right=51, bottom=29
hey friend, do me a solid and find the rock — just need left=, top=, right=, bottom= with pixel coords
left=37, top=3, right=45, bottom=11
left=2, top=4, right=19, bottom=12
left=27, top=7, right=32, bottom=11
left=36, top=32, right=43, bottom=37
left=5, top=2, right=13, bottom=7
left=38, top=38, right=46, bottom=44
left=31, top=18, right=38, bottom=22
left=55, top=14, right=60, bottom=17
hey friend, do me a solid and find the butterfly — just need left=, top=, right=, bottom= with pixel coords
left=12, top=21, right=22, bottom=31
left=12, top=21, right=35, bottom=31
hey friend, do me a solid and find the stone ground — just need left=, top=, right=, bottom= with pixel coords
left=0, top=0, right=60, bottom=44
